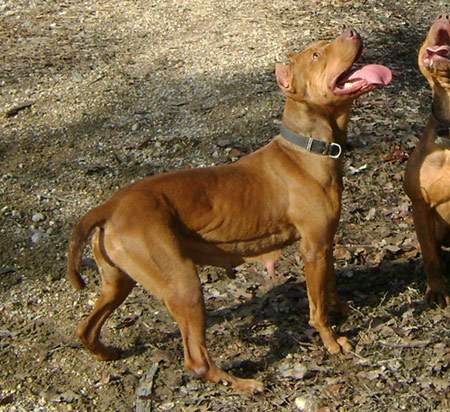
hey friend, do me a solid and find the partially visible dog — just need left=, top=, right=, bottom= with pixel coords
left=404, top=15, right=450, bottom=307
left=67, top=29, right=391, bottom=393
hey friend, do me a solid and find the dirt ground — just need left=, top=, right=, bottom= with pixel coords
left=1, top=0, right=449, bottom=411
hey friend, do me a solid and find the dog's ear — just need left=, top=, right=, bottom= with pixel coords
left=275, top=63, right=295, bottom=94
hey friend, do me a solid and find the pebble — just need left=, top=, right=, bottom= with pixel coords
left=31, top=231, right=44, bottom=243
left=278, top=361, right=309, bottom=379
left=295, top=396, right=319, bottom=411
left=32, top=213, right=45, bottom=223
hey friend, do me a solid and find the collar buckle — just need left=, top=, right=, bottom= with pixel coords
left=328, top=142, right=342, bottom=159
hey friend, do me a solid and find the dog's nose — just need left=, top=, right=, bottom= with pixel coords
left=342, top=28, right=360, bottom=40
left=437, top=14, right=449, bottom=21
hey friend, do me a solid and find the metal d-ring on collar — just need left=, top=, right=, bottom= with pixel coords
left=279, top=124, right=343, bottom=159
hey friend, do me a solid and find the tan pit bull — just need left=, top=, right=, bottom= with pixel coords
left=404, top=15, right=450, bottom=307
left=67, top=29, right=391, bottom=393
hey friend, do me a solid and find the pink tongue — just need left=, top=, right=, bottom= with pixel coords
left=426, top=45, right=450, bottom=56
left=347, top=64, right=392, bottom=85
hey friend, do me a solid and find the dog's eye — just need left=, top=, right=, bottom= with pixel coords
left=312, top=52, right=320, bottom=61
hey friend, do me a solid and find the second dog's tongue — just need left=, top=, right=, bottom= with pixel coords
left=426, top=45, right=450, bottom=57
left=346, top=64, right=392, bottom=85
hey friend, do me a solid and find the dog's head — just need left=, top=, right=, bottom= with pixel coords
left=419, top=15, right=450, bottom=123
left=276, top=29, right=392, bottom=108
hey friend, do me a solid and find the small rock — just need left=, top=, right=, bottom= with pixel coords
left=32, top=212, right=45, bottom=222
left=357, top=369, right=382, bottom=380
left=31, top=230, right=44, bottom=243
left=217, top=138, right=232, bottom=147
left=388, top=360, right=402, bottom=372
left=279, top=361, right=309, bottom=379
left=384, top=244, right=401, bottom=254
left=365, top=207, right=376, bottom=221
left=160, top=402, right=175, bottom=411
left=295, top=395, right=319, bottom=411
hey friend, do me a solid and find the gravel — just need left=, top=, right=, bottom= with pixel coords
left=1, top=0, right=449, bottom=411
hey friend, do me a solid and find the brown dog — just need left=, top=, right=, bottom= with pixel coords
left=404, top=15, right=450, bottom=307
left=67, top=29, right=391, bottom=393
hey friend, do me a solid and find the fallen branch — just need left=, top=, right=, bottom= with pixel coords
left=135, top=361, right=160, bottom=412
left=5, top=101, right=34, bottom=117
left=379, top=339, right=430, bottom=349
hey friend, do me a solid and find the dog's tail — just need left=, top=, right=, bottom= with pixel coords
left=67, top=202, right=112, bottom=290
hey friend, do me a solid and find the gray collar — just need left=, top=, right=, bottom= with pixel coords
left=435, top=120, right=450, bottom=148
left=279, top=124, right=342, bottom=159
left=435, top=135, right=450, bottom=147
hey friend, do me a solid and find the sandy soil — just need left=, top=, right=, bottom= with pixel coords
left=1, top=0, right=449, bottom=410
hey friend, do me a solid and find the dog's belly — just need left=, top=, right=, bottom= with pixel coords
left=181, top=226, right=300, bottom=267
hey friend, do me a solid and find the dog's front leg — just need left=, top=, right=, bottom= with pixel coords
left=300, top=232, right=352, bottom=354
left=412, top=201, right=450, bottom=307
left=325, top=259, right=350, bottom=319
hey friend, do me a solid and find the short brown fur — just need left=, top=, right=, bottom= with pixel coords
left=68, top=29, right=387, bottom=393
left=404, top=15, right=450, bottom=307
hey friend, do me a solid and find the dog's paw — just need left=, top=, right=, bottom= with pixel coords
left=425, top=286, right=450, bottom=308
left=231, top=377, right=264, bottom=394
left=324, top=335, right=352, bottom=354
left=337, top=336, right=352, bottom=353
left=94, top=346, right=123, bottom=361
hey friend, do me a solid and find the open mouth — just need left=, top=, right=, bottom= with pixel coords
left=424, top=27, right=450, bottom=67
left=331, top=48, right=392, bottom=95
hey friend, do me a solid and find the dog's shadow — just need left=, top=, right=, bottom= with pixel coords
left=201, top=254, right=438, bottom=378
left=122, top=251, right=443, bottom=378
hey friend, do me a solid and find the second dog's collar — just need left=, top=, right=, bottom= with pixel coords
left=435, top=120, right=450, bottom=148
left=280, top=124, right=342, bottom=159
left=435, top=135, right=450, bottom=148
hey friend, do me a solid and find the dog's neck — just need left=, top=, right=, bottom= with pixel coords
left=435, top=119, right=450, bottom=138
left=281, top=98, right=352, bottom=145
left=431, top=85, right=450, bottom=126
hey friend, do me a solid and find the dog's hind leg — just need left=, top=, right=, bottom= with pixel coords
left=106, top=219, right=264, bottom=393
left=163, top=269, right=264, bottom=393
left=76, top=228, right=136, bottom=360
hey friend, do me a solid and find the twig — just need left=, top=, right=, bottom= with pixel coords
left=5, top=101, right=34, bottom=117
left=88, top=74, right=105, bottom=85
left=135, top=361, right=160, bottom=412
left=349, top=350, right=368, bottom=361
left=379, top=339, right=430, bottom=349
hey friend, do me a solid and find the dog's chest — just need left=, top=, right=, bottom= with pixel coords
left=420, top=150, right=450, bottom=210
